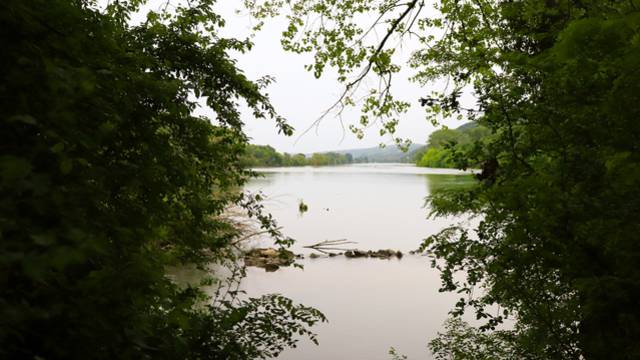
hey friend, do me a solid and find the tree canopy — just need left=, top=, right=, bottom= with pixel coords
left=4, top=0, right=640, bottom=358
left=247, top=0, right=640, bottom=358
left=240, top=144, right=354, bottom=167
left=416, top=123, right=490, bottom=168
left=0, top=0, right=324, bottom=358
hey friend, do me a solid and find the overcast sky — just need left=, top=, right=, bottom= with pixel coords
left=126, top=1, right=473, bottom=153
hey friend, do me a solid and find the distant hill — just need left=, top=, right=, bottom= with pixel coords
left=455, top=121, right=478, bottom=131
left=315, top=123, right=477, bottom=163
left=326, top=143, right=425, bottom=163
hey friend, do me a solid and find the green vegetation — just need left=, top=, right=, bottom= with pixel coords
left=249, top=0, right=640, bottom=358
left=419, top=3, right=640, bottom=357
left=429, top=318, right=522, bottom=360
left=241, top=144, right=353, bottom=167
left=307, top=152, right=352, bottom=166
left=0, top=1, right=324, bottom=358
left=416, top=124, right=490, bottom=168
left=241, top=143, right=426, bottom=167
left=4, top=0, right=640, bottom=359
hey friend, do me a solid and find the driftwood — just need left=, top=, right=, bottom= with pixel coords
left=303, top=239, right=357, bottom=255
left=305, top=239, right=404, bottom=259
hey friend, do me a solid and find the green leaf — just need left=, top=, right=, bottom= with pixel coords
left=0, top=155, right=32, bottom=182
left=59, top=158, right=73, bottom=174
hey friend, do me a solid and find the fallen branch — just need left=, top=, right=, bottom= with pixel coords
left=304, top=239, right=357, bottom=254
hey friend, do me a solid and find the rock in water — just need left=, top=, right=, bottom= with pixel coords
left=264, top=264, right=280, bottom=272
left=344, top=249, right=403, bottom=259
left=344, top=250, right=368, bottom=258
left=244, top=248, right=295, bottom=271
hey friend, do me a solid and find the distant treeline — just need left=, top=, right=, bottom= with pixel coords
left=416, top=123, right=490, bottom=168
left=241, top=144, right=358, bottom=167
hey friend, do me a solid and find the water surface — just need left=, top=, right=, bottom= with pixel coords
left=242, top=164, right=474, bottom=359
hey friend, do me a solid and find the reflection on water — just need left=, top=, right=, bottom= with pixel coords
left=426, top=174, right=477, bottom=193
left=242, top=164, right=473, bottom=359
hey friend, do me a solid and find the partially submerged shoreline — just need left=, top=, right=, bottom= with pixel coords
left=244, top=247, right=410, bottom=272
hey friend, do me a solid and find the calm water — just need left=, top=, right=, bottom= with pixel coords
left=240, top=164, right=475, bottom=360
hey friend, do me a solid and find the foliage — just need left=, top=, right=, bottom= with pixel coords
left=428, top=318, right=532, bottom=360
left=245, top=0, right=418, bottom=148
left=308, top=152, right=352, bottom=166
left=189, top=292, right=325, bottom=359
left=418, top=147, right=454, bottom=168
left=388, top=347, right=408, bottom=360
left=241, top=144, right=354, bottom=167
left=241, top=143, right=427, bottom=166
left=246, top=0, right=640, bottom=358
left=284, top=152, right=310, bottom=166
left=420, top=2, right=640, bottom=359
left=0, top=0, right=323, bottom=358
left=241, top=144, right=289, bottom=167
left=417, top=124, right=490, bottom=168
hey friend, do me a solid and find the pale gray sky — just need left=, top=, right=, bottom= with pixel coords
left=117, top=1, right=474, bottom=153
left=214, top=3, right=457, bottom=154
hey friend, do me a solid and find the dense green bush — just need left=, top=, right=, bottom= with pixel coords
left=417, top=125, right=489, bottom=169
left=0, top=1, right=323, bottom=358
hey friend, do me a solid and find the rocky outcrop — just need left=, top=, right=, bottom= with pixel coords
left=344, top=249, right=403, bottom=259
left=344, top=250, right=368, bottom=258
left=245, top=247, right=405, bottom=271
left=244, top=248, right=295, bottom=271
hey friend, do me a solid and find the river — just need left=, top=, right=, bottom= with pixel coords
left=240, top=163, right=474, bottom=360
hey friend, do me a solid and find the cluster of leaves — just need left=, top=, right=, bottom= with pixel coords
left=240, top=144, right=356, bottom=167
left=388, top=347, right=408, bottom=360
left=416, top=123, right=490, bottom=168
left=246, top=0, right=640, bottom=358
left=420, top=1, right=640, bottom=359
left=189, top=292, right=325, bottom=359
left=428, top=318, right=533, bottom=360
left=242, top=144, right=309, bottom=167
left=0, top=0, right=323, bottom=358
left=245, top=0, right=417, bottom=148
